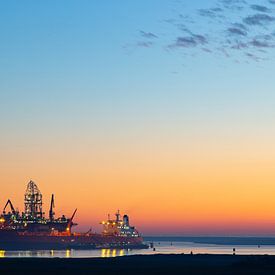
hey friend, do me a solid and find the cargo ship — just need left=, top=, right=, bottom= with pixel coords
left=0, top=180, right=148, bottom=250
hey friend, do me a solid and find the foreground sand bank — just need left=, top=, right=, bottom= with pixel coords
left=1, top=254, right=275, bottom=274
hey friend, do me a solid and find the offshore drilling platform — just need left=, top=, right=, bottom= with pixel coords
left=0, top=180, right=147, bottom=250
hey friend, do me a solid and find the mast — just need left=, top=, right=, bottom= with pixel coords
left=115, top=210, right=120, bottom=222
left=49, top=194, right=55, bottom=221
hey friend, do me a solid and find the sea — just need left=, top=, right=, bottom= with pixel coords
left=2, top=237, right=275, bottom=258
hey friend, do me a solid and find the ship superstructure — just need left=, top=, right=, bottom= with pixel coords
left=101, top=210, right=139, bottom=237
left=0, top=180, right=147, bottom=250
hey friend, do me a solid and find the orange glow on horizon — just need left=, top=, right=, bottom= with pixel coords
left=1, top=135, right=275, bottom=236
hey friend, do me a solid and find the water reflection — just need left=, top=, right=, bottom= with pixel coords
left=107, top=249, right=111, bottom=257
left=119, top=249, right=124, bottom=256
left=1, top=242, right=275, bottom=258
left=0, top=250, right=5, bottom=258
left=66, top=249, right=71, bottom=258
left=101, top=249, right=106, bottom=257
left=101, top=249, right=124, bottom=258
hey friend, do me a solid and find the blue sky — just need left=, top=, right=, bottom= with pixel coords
left=1, top=0, right=275, bottom=143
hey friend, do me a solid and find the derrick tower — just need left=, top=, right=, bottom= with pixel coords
left=24, top=180, right=43, bottom=218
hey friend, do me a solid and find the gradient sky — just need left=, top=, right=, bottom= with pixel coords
left=1, top=0, right=275, bottom=236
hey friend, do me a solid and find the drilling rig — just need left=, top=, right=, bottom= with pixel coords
left=0, top=180, right=76, bottom=233
left=24, top=180, right=43, bottom=219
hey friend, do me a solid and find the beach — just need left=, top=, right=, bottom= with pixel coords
left=1, top=254, right=275, bottom=274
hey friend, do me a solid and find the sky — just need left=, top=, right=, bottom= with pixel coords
left=1, top=0, right=275, bottom=236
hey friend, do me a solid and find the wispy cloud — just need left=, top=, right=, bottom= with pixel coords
left=250, top=5, right=271, bottom=13
left=198, top=8, right=224, bottom=18
left=243, top=14, right=275, bottom=26
left=219, top=0, right=247, bottom=11
left=131, top=0, right=275, bottom=63
left=169, top=34, right=207, bottom=49
left=227, top=27, right=247, bottom=36
left=136, top=41, right=154, bottom=48
left=250, top=36, right=275, bottom=48
left=140, top=31, right=158, bottom=39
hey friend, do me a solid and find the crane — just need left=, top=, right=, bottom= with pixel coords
left=3, top=199, right=16, bottom=215
left=66, top=208, right=77, bottom=234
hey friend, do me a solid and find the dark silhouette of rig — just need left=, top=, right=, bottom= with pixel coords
left=0, top=180, right=77, bottom=233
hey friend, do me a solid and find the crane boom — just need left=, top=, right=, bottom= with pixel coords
left=66, top=208, right=77, bottom=234
left=3, top=199, right=16, bottom=214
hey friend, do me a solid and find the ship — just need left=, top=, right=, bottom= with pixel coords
left=0, top=180, right=148, bottom=250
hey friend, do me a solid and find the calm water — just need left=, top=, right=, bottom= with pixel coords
left=1, top=240, right=275, bottom=258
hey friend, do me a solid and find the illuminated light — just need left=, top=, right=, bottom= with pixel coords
left=101, top=249, right=106, bottom=258
left=66, top=227, right=70, bottom=231
left=50, top=250, right=54, bottom=256
left=112, top=249, right=117, bottom=257
left=106, top=249, right=110, bottom=257
left=66, top=249, right=71, bottom=258
left=119, top=249, right=124, bottom=256
left=0, top=250, right=5, bottom=258
left=0, top=218, right=5, bottom=223
left=112, top=222, right=116, bottom=225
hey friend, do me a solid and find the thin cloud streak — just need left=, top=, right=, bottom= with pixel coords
left=131, top=0, right=275, bottom=63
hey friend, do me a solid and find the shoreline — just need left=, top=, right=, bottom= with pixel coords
left=1, top=254, right=275, bottom=274
left=144, top=236, right=275, bottom=245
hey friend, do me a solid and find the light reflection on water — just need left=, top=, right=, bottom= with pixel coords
left=1, top=242, right=275, bottom=258
left=101, top=249, right=124, bottom=258
left=66, top=249, right=71, bottom=258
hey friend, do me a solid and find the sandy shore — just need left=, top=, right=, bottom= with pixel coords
left=1, top=254, right=275, bottom=274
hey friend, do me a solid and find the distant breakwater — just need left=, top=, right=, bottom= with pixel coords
left=144, top=236, right=275, bottom=245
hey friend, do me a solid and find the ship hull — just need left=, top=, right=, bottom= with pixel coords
left=0, top=231, right=148, bottom=250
